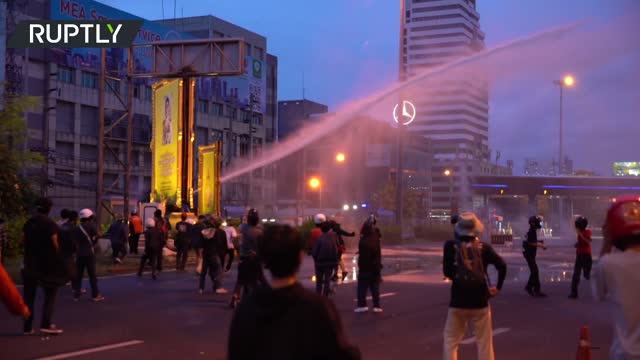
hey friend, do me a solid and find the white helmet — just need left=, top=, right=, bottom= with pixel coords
left=79, top=208, right=94, bottom=219
left=314, top=213, right=326, bottom=225
left=145, top=218, right=156, bottom=228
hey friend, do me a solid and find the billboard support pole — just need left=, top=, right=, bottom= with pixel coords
left=124, top=47, right=134, bottom=220
left=97, top=48, right=106, bottom=224
left=181, top=74, right=192, bottom=210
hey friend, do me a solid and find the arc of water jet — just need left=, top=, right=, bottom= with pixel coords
left=220, top=22, right=581, bottom=183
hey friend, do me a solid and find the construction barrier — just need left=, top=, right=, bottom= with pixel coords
left=490, top=234, right=513, bottom=245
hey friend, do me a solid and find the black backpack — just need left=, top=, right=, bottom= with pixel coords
left=454, top=238, right=488, bottom=290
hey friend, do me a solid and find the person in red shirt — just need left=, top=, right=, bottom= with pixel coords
left=569, top=215, right=592, bottom=299
left=309, top=214, right=326, bottom=253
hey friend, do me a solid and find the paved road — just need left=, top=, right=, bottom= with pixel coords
left=0, top=245, right=613, bottom=359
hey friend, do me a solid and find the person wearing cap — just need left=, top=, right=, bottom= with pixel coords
left=71, top=208, right=104, bottom=302
left=138, top=218, right=163, bottom=280
left=592, top=196, right=640, bottom=359
left=442, top=212, right=506, bottom=360
left=175, top=212, right=192, bottom=271
left=22, top=197, right=67, bottom=335
left=105, top=213, right=128, bottom=264
left=128, top=210, right=143, bottom=255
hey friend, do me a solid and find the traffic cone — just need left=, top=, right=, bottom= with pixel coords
left=576, top=326, right=592, bottom=360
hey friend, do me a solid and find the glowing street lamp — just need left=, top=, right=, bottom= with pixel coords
left=336, top=152, right=346, bottom=163
left=343, top=204, right=350, bottom=211
left=444, top=169, right=451, bottom=177
left=563, top=75, right=575, bottom=87
left=444, top=169, right=453, bottom=215
left=308, top=177, right=320, bottom=189
left=553, top=74, right=576, bottom=175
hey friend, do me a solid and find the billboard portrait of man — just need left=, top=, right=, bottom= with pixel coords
left=162, top=95, right=173, bottom=145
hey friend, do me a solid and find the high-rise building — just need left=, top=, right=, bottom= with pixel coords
left=401, top=0, right=489, bottom=213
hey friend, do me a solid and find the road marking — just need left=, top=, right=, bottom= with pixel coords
left=353, top=292, right=397, bottom=301
left=460, top=327, right=510, bottom=345
left=34, top=340, right=144, bottom=360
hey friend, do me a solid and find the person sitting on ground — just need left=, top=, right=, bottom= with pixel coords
left=593, top=196, right=640, bottom=359
left=228, top=224, right=361, bottom=360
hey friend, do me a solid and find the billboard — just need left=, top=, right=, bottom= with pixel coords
left=151, top=79, right=181, bottom=203
left=50, top=0, right=192, bottom=74
left=198, top=144, right=221, bottom=216
left=614, top=162, right=640, bottom=177
left=197, top=55, right=267, bottom=113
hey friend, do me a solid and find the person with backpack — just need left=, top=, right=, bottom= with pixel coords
left=199, top=216, right=228, bottom=295
left=138, top=218, right=163, bottom=280
left=175, top=212, right=192, bottom=271
left=72, top=209, right=104, bottom=302
left=311, top=221, right=339, bottom=296
left=569, top=216, right=592, bottom=299
left=128, top=210, right=143, bottom=255
left=354, top=215, right=383, bottom=313
left=523, top=215, right=547, bottom=297
left=592, top=196, right=640, bottom=359
left=442, top=212, right=506, bottom=360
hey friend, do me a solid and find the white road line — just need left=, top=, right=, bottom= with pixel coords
left=34, top=340, right=144, bottom=360
left=460, top=328, right=511, bottom=345
left=353, top=292, right=397, bottom=301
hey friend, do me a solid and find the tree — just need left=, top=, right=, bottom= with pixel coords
left=0, top=95, right=43, bottom=219
left=372, top=181, right=418, bottom=219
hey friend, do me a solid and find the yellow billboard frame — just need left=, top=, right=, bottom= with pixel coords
left=198, top=142, right=222, bottom=216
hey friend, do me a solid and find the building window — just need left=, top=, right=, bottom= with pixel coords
left=254, top=47, right=264, bottom=60
left=58, top=66, right=74, bottom=84
left=106, top=78, right=120, bottom=94
left=225, top=106, right=237, bottom=119
left=211, top=103, right=223, bottom=116
left=252, top=113, right=263, bottom=126
left=133, top=85, right=139, bottom=98
left=144, top=86, right=152, bottom=100
left=241, top=110, right=251, bottom=123
left=196, top=100, right=209, bottom=113
left=80, top=71, right=97, bottom=89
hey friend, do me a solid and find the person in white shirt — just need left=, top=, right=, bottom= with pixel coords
left=592, top=195, right=640, bottom=360
left=222, top=219, right=238, bottom=273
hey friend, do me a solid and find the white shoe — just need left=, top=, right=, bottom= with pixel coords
left=354, top=307, right=368, bottom=313
left=373, top=307, right=383, bottom=313
left=215, top=288, right=228, bottom=294
left=40, top=325, right=63, bottom=335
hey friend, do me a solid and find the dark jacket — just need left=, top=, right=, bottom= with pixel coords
left=311, top=230, right=339, bottom=267
left=144, top=227, right=164, bottom=254
left=23, top=214, right=65, bottom=284
left=190, top=222, right=204, bottom=249
left=58, top=222, right=77, bottom=259
left=523, top=228, right=539, bottom=256
left=358, top=227, right=382, bottom=273
left=175, top=220, right=192, bottom=245
left=202, top=227, right=226, bottom=261
left=106, top=221, right=127, bottom=245
left=443, top=237, right=507, bottom=309
left=72, top=222, right=98, bottom=257
left=229, top=283, right=361, bottom=360
left=330, top=220, right=355, bottom=248
left=239, top=223, right=263, bottom=258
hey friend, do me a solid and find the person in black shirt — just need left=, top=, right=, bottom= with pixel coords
left=442, top=212, right=506, bottom=360
left=230, top=209, right=265, bottom=308
left=105, top=214, right=127, bottom=264
left=523, top=215, right=547, bottom=297
left=58, top=210, right=78, bottom=284
left=175, top=212, right=192, bottom=271
left=138, top=218, right=163, bottom=280
left=199, top=216, right=227, bottom=294
left=22, top=197, right=66, bottom=335
left=354, top=215, right=383, bottom=313
left=228, top=224, right=361, bottom=360
left=72, top=209, right=104, bottom=302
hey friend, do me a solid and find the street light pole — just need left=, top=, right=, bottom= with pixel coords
left=553, top=75, right=574, bottom=175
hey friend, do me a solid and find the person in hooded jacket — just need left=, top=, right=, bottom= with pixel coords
left=354, top=215, right=383, bottom=313
left=228, top=224, right=361, bottom=360
left=311, top=221, right=339, bottom=296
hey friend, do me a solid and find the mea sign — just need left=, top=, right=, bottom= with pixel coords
left=8, top=20, right=142, bottom=48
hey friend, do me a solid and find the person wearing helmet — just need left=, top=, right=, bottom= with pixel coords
left=523, top=215, right=547, bottom=297
left=138, top=218, right=163, bottom=280
left=230, top=208, right=264, bottom=308
left=569, top=216, right=592, bottom=299
left=22, top=197, right=66, bottom=335
left=128, top=209, right=143, bottom=255
left=309, top=213, right=326, bottom=252
left=72, top=209, right=104, bottom=302
left=175, top=212, right=192, bottom=271
left=593, top=196, right=640, bottom=359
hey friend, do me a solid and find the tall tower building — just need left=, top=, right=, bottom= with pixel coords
left=401, top=0, right=489, bottom=215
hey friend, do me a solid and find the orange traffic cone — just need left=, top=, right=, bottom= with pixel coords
left=576, top=326, right=592, bottom=360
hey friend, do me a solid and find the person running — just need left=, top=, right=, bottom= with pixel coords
left=311, top=220, right=339, bottom=297
left=569, top=215, right=592, bottom=299
left=175, top=212, right=192, bottom=271
left=355, top=215, right=383, bottom=313
left=228, top=224, right=361, bottom=360
left=128, top=210, right=143, bottom=255
left=593, top=196, right=640, bottom=359
left=330, top=213, right=355, bottom=282
left=523, top=215, right=547, bottom=297
left=442, top=212, right=507, bottom=360
left=230, top=209, right=264, bottom=308
left=199, top=216, right=228, bottom=294
left=105, top=214, right=127, bottom=264
left=138, top=218, right=163, bottom=280
left=72, top=209, right=104, bottom=302
left=222, top=219, right=238, bottom=272
left=22, top=197, right=67, bottom=335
